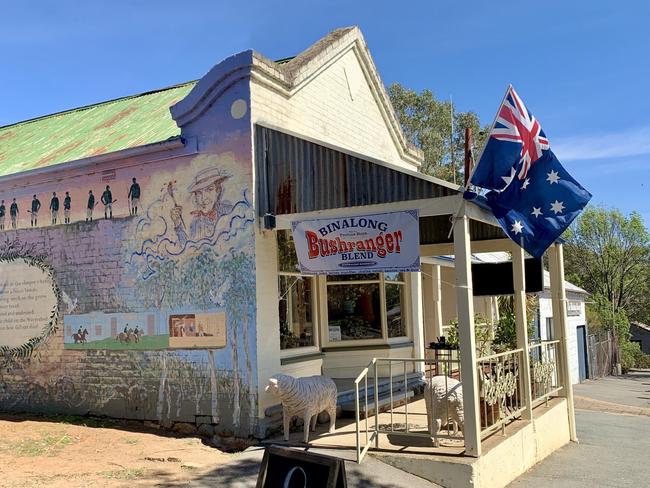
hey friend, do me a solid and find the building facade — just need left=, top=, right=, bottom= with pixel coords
left=630, top=322, right=650, bottom=355
left=537, top=272, right=589, bottom=384
left=0, top=27, right=443, bottom=437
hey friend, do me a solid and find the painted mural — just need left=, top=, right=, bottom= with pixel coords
left=0, top=86, right=259, bottom=435
left=0, top=254, right=60, bottom=361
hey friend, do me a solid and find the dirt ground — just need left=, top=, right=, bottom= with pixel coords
left=0, top=414, right=237, bottom=488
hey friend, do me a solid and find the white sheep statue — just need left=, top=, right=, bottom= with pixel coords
left=266, top=374, right=337, bottom=443
left=424, top=375, right=464, bottom=447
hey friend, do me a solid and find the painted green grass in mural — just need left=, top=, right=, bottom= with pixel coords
left=65, top=335, right=169, bottom=350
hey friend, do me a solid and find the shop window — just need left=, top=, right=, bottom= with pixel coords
left=277, top=231, right=316, bottom=351
left=327, top=282, right=382, bottom=340
left=276, top=231, right=409, bottom=348
left=279, top=275, right=315, bottom=349
left=326, top=272, right=408, bottom=342
left=385, top=272, right=406, bottom=337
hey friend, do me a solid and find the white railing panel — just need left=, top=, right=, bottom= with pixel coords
left=528, top=340, right=562, bottom=407
left=476, top=348, right=526, bottom=438
left=354, top=355, right=464, bottom=463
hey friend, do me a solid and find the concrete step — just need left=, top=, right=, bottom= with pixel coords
left=339, top=389, right=415, bottom=418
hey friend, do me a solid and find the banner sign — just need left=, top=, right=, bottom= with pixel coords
left=291, top=210, right=420, bottom=275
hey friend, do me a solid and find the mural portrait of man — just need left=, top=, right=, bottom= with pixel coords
left=188, top=167, right=233, bottom=240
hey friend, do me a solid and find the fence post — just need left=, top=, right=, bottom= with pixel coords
left=453, top=213, right=481, bottom=457
left=548, top=243, right=578, bottom=442
left=512, top=242, right=533, bottom=421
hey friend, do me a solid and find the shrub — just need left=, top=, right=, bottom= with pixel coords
left=620, top=340, right=650, bottom=372
left=446, top=314, right=493, bottom=356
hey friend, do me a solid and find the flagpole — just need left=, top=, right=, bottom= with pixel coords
left=446, top=84, right=513, bottom=239
left=450, top=95, right=456, bottom=185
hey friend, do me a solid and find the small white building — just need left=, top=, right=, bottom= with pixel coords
left=538, top=272, right=589, bottom=384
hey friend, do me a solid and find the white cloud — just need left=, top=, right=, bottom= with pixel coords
left=552, top=126, right=650, bottom=161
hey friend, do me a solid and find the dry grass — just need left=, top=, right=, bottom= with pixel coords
left=2, top=433, right=75, bottom=457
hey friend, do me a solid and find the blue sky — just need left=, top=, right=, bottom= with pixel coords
left=2, top=1, right=648, bottom=223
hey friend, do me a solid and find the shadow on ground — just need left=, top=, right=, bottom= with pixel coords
left=140, top=446, right=438, bottom=488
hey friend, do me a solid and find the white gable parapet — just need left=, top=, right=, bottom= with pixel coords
left=250, top=26, right=423, bottom=170
left=170, top=50, right=254, bottom=129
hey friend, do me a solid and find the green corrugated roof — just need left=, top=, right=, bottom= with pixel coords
left=0, top=81, right=197, bottom=178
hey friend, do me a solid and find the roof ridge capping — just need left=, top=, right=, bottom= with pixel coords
left=251, top=26, right=424, bottom=167
left=0, top=80, right=197, bottom=132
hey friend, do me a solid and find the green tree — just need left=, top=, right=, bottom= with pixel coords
left=388, top=83, right=488, bottom=182
left=565, top=207, right=650, bottom=371
left=564, top=206, right=650, bottom=321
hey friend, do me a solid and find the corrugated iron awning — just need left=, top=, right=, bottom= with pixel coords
left=255, top=125, right=505, bottom=244
left=255, top=126, right=456, bottom=216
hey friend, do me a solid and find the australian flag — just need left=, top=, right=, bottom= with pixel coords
left=466, top=85, right=592, bottom=258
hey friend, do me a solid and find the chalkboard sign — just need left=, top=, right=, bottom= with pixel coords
left=256, top=446, right=347, bottom=488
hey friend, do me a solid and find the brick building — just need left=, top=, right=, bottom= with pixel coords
left=0, top=27, right=437, bottom=436
left=1, top=29, right=580, bottom=484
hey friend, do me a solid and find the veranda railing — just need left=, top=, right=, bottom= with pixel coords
left=528, top=340, right=562, bottom=407
left=354, top=356, right=463, bottom=463
left=476, top=348, right=526, bottom=438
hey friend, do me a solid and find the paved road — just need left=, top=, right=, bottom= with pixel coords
left=510, top=409, right=650, bottom=487
left=511, top=372, right=650, bottom=487
left=574, top=370, right=650, bottom=409
left=188, top=446, right=439, bottom=488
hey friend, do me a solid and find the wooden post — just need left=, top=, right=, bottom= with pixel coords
left=548, top=243, right=578, bottom=442
left=454, top=213, right=481, bottom=457
left=432, top=264, right=444, bottom=342
left=512, top=241, right=533, bottom=421
left=411, top=271, right=425, bottom=373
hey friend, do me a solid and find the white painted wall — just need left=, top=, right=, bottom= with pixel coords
left=250, top=30, right=429, bottom=415
left=322, top=345, right=414, bottom=379
left=254, top=227, right=283, bottom=416
left=281, top=358, right=323, bottom=378
left=538, top=291, right=586, bottom=385
left=439, top=266, right=494, bottom=330
left=251, top=48, right=419, bottom=171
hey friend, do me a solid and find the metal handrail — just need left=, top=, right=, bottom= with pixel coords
left=354, top=355, right=464, bottom=463
left=354, top=359, right=375, bottom=385
left=354, top=359, right=377, bottom=462
left=477, top=347, right=525, bottom=363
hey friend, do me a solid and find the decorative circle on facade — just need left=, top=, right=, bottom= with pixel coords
left=230, top=99, right=248, bottom=119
